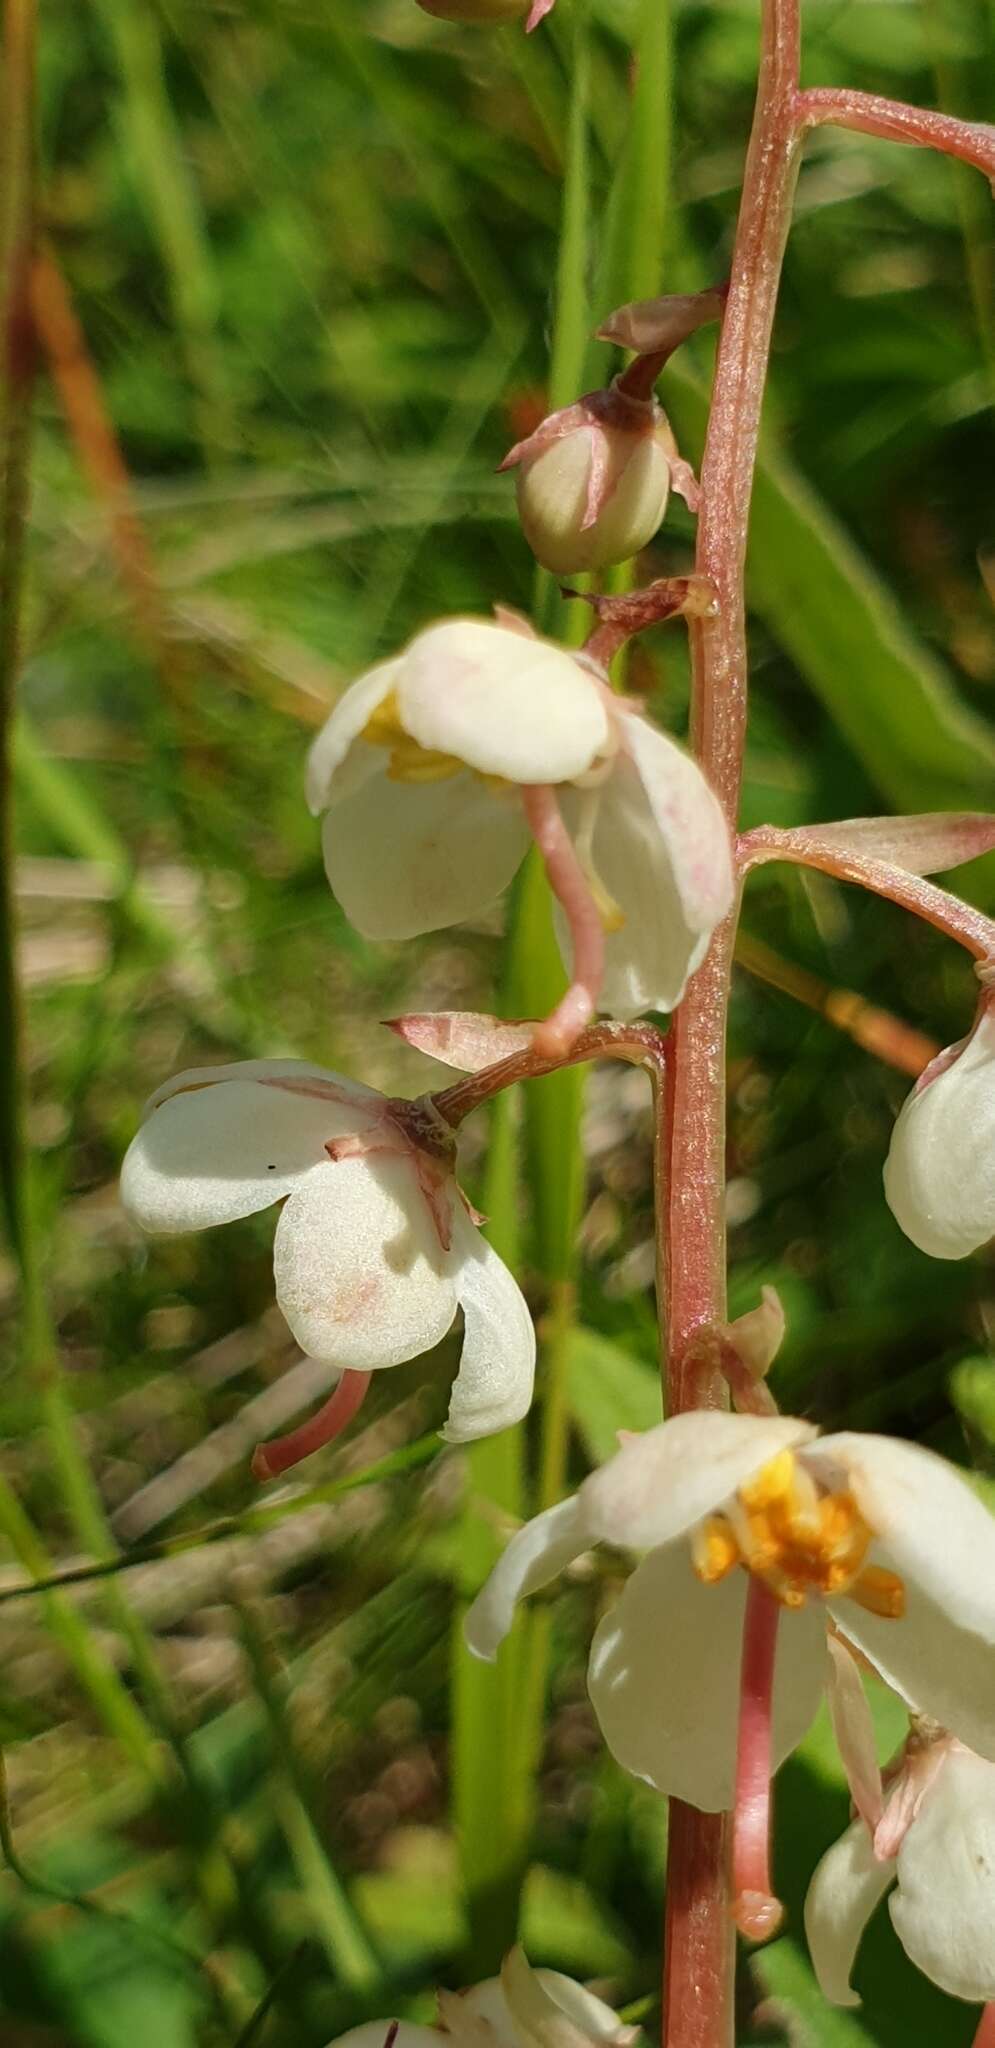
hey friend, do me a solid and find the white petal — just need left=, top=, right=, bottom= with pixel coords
left=320, top=769, right=529, bottom=941
left=142, top=1057, right=379, bottom=1119
left=305, top=660, right=401, bottom=813
left=579, top=1412, right=817, bottom=1553
left=588, top=1546, right=825, bottom=1810
left=890, top=1747, right=995, bottom=2000
left=533, top=1972, right=631, bottom=2045
left=815, top=1433, right=995, bottom=1757
left=496, top=1950, right=631, bottom=2048
left=803, top=1818, right=895, bottom=2008
left=397, top=619, right=610, bottom=784
left=883, top=1005, right=995, bottom=1259
left=825, top=1635, right=883, bottom=1832
left=566, top=713, right=733, bottom=1018
left=464, top=1497, right=587, bottom=1660
left=273, top=1157, right=458, bottom=1368
left=121, top=1066, right=374, bottom=1233
left=442, top=1208, right=536, bottom=1442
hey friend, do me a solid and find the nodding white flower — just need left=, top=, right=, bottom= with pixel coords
left=806, top=1725, right=995, bottom=2007
left=466, top=1412, right=995, bottom=1938
left=325, top=1949, right=635, bottom=2048
left=500, top=384, right=683, bottom=578
left=120, top=1059, right=535, bottom=1470
left=307, top=616, right=734, bottom=1056
left=884, top=997, right=995, bottom=1259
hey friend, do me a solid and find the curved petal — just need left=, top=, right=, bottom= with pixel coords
left=880, top=1007, right=995, bottom=1261
left=579, top=1412, right=817, bottom=1553
left=464, top=1497, right=587, bottom=1660
left=588, top=1546, right=826, bottom=1810
left=816, top=1434, right=995, bottom=1757
left=496, top=1951, right=631, bottom=2048
left=305, top=660, right=401, bottom=813
left=143, top=1057, right=379, bottom=1119
left=321, top=769, right=529, bottom=941
left=442, top=1208, right=536, bottom=1443
left=121, top=1066, right=374, bottom=1233
left=398, top=619, right=610, bottom=784
left=563, top=713, right=733, bottom=1018
left=273, top=1156, right=458, bottom=1368
left=883, top=1005, right=995, bottom=1260
left=803, top=1818, right=895, bottom=2008
left=891, top=1748, right=995, bottom=2000
left=533, top=1970, right=632, bottom=2046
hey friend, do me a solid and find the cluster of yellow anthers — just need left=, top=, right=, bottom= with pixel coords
left=692, top=1448, right=905, bottom=1617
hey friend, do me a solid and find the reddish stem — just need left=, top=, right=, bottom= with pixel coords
left=661, top=0, right=802, bottom=2037
left=740, top=826, right=995, bottom=959
left=796, top=88, right=995, bottom=180
left=973, top=2008, right=995, bottom=2048
left=521, top=784, right=606, bottom=1057
left=251, top=1369, right=372, bottom=1482
left=731, top=1578, right=784, bottom=1941
left=432, top=1018, right=668, bottom=1127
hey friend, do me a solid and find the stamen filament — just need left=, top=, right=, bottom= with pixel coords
left=731, top=1576, right=785, bottom=1942
left=251, top=1369, right=372, bottom=1481
left=521, top=783, right=605, bottom=1057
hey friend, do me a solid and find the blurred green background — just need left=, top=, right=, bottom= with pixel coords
left=3, top=0, right=995, bottom=2041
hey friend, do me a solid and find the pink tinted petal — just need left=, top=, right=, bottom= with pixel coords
left=525, top=0, right=555, bottom=27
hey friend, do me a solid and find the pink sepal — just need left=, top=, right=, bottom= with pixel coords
left=775, top=812, right=995, bottom=877
left=525, top=0, right=555, bottom=28
left=386, top=1011, right=537, bottom=1073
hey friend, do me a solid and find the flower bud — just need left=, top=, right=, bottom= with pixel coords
left=417, top=0, right=526, bottom=20
left=883, top=999, right=995, bottom=1259
left=501, top=385, right=675, bottom=577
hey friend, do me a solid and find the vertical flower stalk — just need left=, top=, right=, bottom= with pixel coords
left=659, top=0, right=803, bottom=2040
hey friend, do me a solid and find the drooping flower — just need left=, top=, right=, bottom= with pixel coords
left=500, top=383, right=688, bottom=578
left=466, top=1412, right=995, bottom=1934
left=120, top=1058, right=535, bottom=1468
left=806, top=1722, right=995, bottom=2008
left=884, top=993, right=995, bottom=1259
left=325, top=1948, right=636, bottom=2048
left=307, top=615, right=734, bottom=1055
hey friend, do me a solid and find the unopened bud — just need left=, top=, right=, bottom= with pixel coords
left=502, top=385, right=674, bottom=576
left=417, top=0, right=526, bottom=19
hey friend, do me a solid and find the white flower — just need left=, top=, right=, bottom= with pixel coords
left=307, top=618, right=734, bottom=1040
left=120, top=1058, right=535, bottom=1461
left=884, top=999, right=995, bottom=1259
left=325, top=1949, right=635, bottom=2048
left=806, top=1732, right=995, bottom=2006
left=466, top=1412, right=995, bottom=1813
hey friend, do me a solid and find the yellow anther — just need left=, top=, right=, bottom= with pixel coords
left=361, top=689, right=463, bottom=785
left=691, top=1516, right=740, bottom=1584
left=850, top=1566, right=906, bottom=1620
left=739, top=1449, right=795, bottom=1511
left=691, top=1450, right=906, bottom=1619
